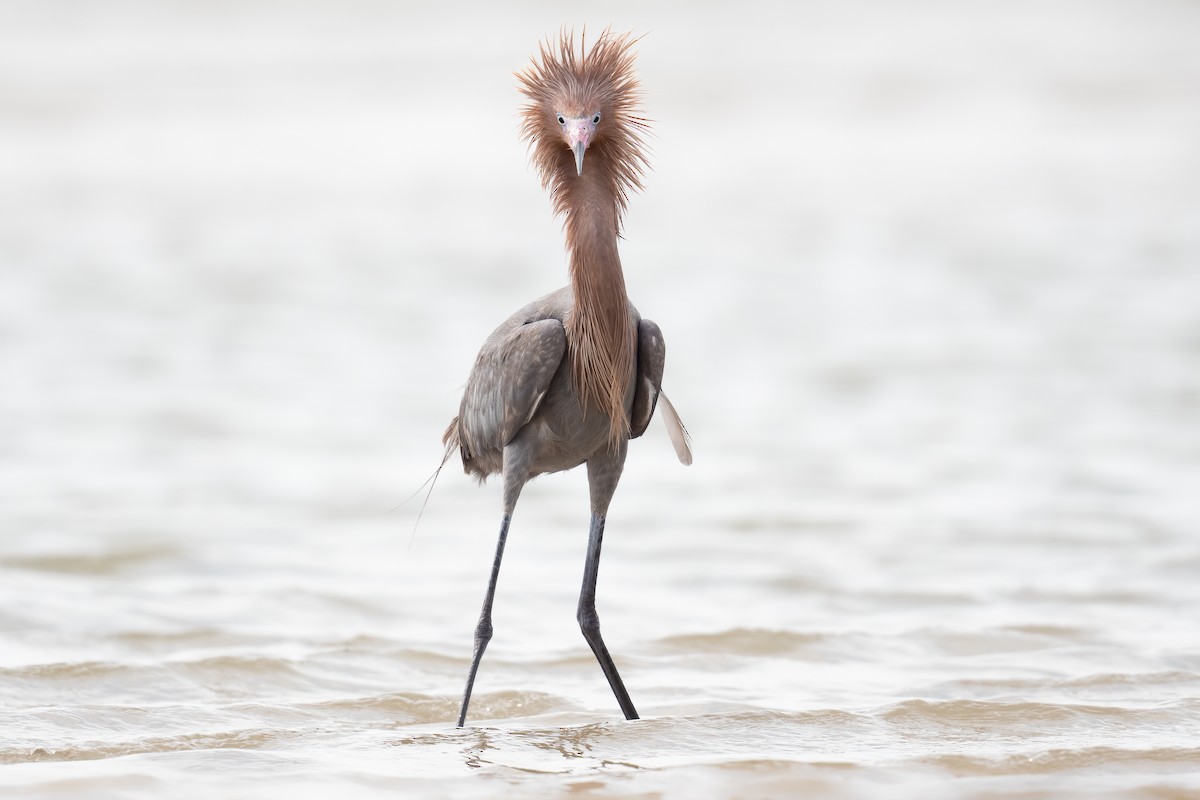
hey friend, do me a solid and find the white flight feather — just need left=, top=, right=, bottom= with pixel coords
left=657, top=390, right=693, bottom=466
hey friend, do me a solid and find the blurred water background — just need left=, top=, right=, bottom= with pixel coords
left=2, top=1, right=1200, bottom=798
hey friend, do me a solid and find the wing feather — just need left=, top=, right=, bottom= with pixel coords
left=456, top=319, right=567, bottom=460
left=630, top=318, right=665, bottom=438
left=658, top=390, right=693, bottom=465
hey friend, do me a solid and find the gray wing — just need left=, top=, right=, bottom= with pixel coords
left=631, top=318, right=693, bottom=464
left=457, top=318, right=567, bottom=460
left=630, top=319, right=665, bottom=439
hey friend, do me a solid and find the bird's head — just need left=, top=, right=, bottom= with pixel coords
left=517, top=30, right=649, bottom=216
left=555, top=108, right=602, bottom=177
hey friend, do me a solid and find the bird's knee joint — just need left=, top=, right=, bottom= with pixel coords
left=474, top=619, right=493, bottom=645
left=577, top=606, right=601, bottom=636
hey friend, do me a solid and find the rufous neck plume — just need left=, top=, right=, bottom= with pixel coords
left=516, top=30, right=650, bottom=445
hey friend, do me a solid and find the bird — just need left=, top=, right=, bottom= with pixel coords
left=442, top=30, right=692, bottom=728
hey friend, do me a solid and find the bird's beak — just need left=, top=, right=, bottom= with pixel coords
left=572, top=141, right=587, bottom=176
left=564, top=118, right=595, bottom=176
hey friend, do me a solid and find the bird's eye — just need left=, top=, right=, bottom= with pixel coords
left=556, top=114, right=565, bottom=125
left=592, top=112, right=601, bottom=124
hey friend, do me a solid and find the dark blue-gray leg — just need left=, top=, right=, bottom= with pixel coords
left=457, top=512, right=511, bottom=728
left=578, top=442, right=638, bottom=720
left=457, top=446, right=530, bottom=728
left=577, top=513, right=639, bottom=720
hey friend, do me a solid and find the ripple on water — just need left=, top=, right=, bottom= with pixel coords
left=296, top=692, right=460, bottom=724
left=651, top=627, right=858, bottom=661
left=927, top=670, right=1200, bottom=700
left=110, top=628, right=268, bottom=655
left=0, top=727, right=311, bottom=765
left=1, top=690, right=474, bottom=767
left=454, top=709, right=881, bottom=765
left=877, top=698, right=1200, bottom=742
left=0, top=661, right=199, bottom=706
left=921, top=746, right=1200, bottom=777
left=1, top=653, right=370, bottom=707
left=0, top=544, right=181, bottom=576
left=906, top=624, right=1105, bottom=657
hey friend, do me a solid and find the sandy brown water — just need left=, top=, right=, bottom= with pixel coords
left=3, top=1, right=1200, bottom=798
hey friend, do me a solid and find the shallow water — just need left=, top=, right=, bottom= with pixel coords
left=3, top=1, right=1200, bottom=798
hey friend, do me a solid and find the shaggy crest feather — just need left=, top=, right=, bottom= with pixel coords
left=516, top=29, right=650, bottom=444
left=516, top=30, right=650, bottom=228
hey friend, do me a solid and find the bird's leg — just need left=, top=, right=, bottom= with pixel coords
left=457, top=447, right=529, bottom=728
left=578, top=514, right=640, bottom=720
left=578, top=442, right=639, bottom=721
left=456, top=512, right=509, bottom=728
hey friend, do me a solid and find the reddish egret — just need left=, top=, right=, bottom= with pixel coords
left=443, top=31, right=691, bottom=727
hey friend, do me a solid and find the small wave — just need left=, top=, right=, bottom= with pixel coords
left=652, top=628, right=836, bottom=658
left=922, top=745, right=1200, bottom=776
left=440, top=690, right=570, bottom=723
left=167, top=654, right=312, bottom=688
left=0, top=728, right=305, bottom=765
left=0, top=660, right=131, bottom=682
left=1, top=544, right=179, bottom=576
left=1009, top=587, right=1158, bottom=605
left=907, top=624, right=1100, bottom=656
left=999, top=623, right=1096, bottom=638
left=299, top=692, right=460, bottom=724
left=111, top=628, right=266, bottom=655
left=315, top=636, right=466, bottom=668
left=0, top=659, right=207, bottom=707
left=1060, top=671, right=1200, bottom=689
left=879, top=698, right=1197, bottom=730
left=928, top=670, right=1200, bottom=697
left=412, top=708, right=879, bottom=772
left=1, top=654, right=340, bottom=705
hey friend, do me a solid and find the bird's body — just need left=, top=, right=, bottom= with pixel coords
left=450, top=286, right=665, bottom=481
left=444, top=31, right=690, bottom=728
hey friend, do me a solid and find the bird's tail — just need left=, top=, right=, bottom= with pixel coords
left=442, top=416, right=461, bottom=452
left=400, top=431, right=458, bottom=551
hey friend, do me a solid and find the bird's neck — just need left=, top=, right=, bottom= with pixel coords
left=563, top=167, right=636, bottom=444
